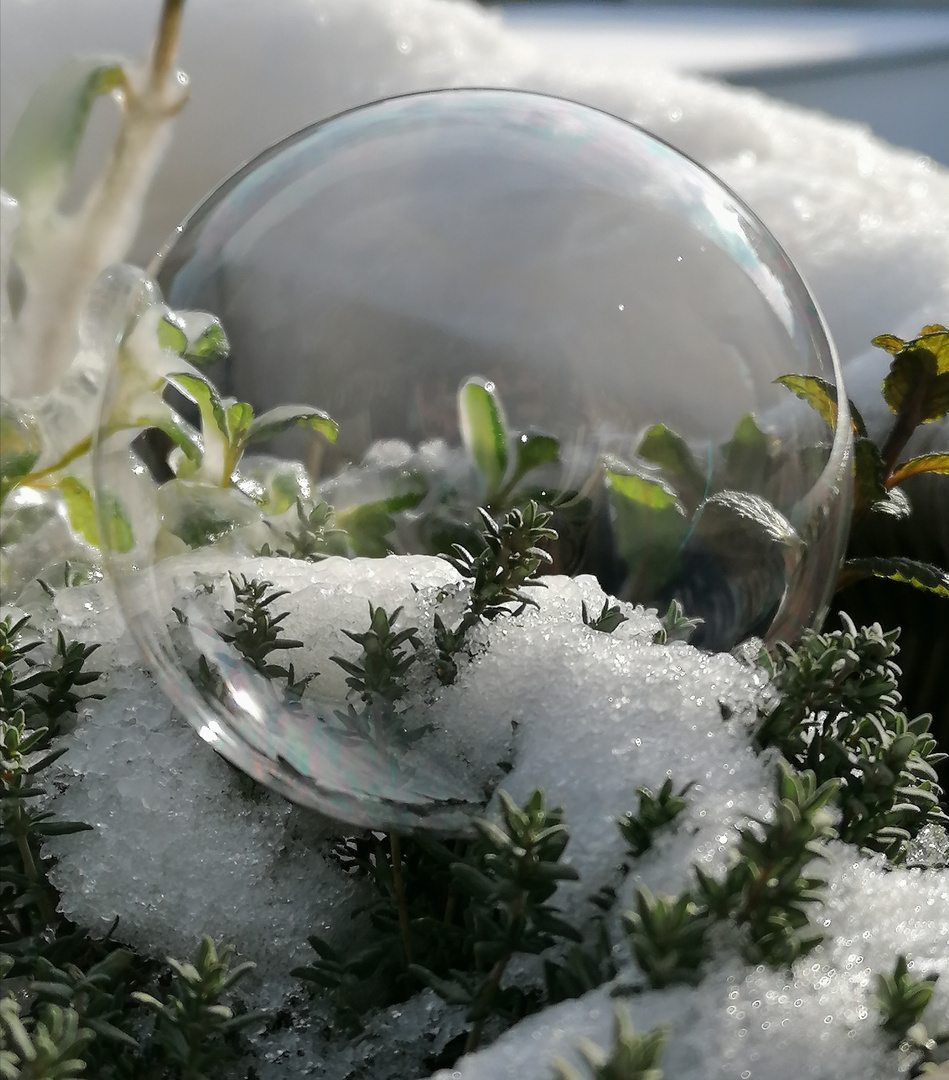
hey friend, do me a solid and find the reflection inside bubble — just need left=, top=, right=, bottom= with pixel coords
left=96, top=89, right=852, bottom=831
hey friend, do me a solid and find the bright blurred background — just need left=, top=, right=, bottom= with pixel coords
left=494, top=2, right=949, bottom=164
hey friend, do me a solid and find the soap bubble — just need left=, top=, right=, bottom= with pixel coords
left=96, top=90, right=852, bottom=832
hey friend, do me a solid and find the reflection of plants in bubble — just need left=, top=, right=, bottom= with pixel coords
left=256, top=496, right=348, bottom=561
left=458, top=377, right=562, bottom=510
left=164, top=371, right=337, bottom=491
left=603, top=415, right=804, bottom=648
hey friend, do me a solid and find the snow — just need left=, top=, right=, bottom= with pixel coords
left=41, top=553, right=949, bottom=1078
left=1, top=0, right=947, bottom=1076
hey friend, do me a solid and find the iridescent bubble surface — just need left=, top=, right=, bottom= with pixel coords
left=98, top=90, right=852, bottom=831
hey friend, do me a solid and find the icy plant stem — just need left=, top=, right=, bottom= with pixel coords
left=465, top=892, right=525, bottom=1054
left=466, top=950, right=512, bottom=1053
left=149, top=0, right=186, bottom=95
left=12, top=803, right=55, bottom=924
left=15, top=0, right=188, bottom=395
left=21, top=434, right=94, bottom=487
left=389, top=833, right=414, bottom=967
left=880, top=395, right=928, bottom=482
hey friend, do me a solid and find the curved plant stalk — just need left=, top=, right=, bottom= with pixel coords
left=3, top=0, right=189, bottom=398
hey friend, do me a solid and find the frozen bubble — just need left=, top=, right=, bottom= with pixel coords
left=96, top=89, right=853, bottom=833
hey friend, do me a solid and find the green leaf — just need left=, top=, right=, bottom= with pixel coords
left=226, top=401, right=255, bottom=444
left=881, top=345, right=949, bottom=423
left=636, top=423, right=709, bottom=510
left=605, top=469, right=689, bottom=594
left=722, top=414, right=780, bottom=492
left=56, top=476, right=133, bottom=552
left=888, top=453, right=949, bottom=486
left=1, top=58, right=125, bottom=231
left=246, top=405, right=338, bottom=446
left=169, top=372, right=228, bottom=442
left=57, top=476, right=99, bottom=547
left=871, top=333, right=906, bottom=355
left=239, top=459, right=311, bottom=515
left=853, top=437, right=888, bottom=514
left=775, top=374, right=838, bottom=430
left=183, top=315, right=230, bottom=366
left=0, top=399, right=42, bottom=505
left=511, top=431, right=559, bottom=482
left=839, top=557, right=949, bottom=597
left=94, top=489, right=135, bottom=553
left=333, top=481, right=424, bottom=557
left=775, top=374, right=866, bottom=438
left=459, top=377, right=509, bottom=495
left=156, top=480, right=262, bottom=549
left=693, top=490, right=801, bottom=551
left=870, top=486, right=911, bottom=520
left=149, top=415, right=203, bottom=467
left=873, top=324, right=948, bottom=367
left=157, top=314, right=188, bottom=356
left=335, top=502, right=395, bottom=558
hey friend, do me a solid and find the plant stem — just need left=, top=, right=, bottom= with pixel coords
left=22, top=435, right=94, bottom=485
left=465, top=950, right=512, bottom=1054
left=13, top=0, right=189, bottom=396
left=389, top=833, right=413, bottom=967
left=149, top=0, right=187, bottom=95
left=880, top=381, right=932, bottom=481
left=12, top=801, right=56, bottom=925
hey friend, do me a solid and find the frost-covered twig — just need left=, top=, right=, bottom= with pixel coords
left=3, top=0, right=189, bottom=398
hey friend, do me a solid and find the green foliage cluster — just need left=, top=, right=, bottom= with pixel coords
left=0, top=609, right=260, bottom=1079
left=180, top=526, right=947, bottom=1074
left=328, top=603, right=427, bottom=746
left=755, top=614, right=947, bottom=859
left=1, top=936, right=258, bottom=1080
left=783, top=325, right=949, bottom=598
left=624, top=765, right=837, bottom=986
left=413, top=789, right=581, bottom=1052
left=3, top=594, right=947, bottom=1077
left=297, top=790, right=582, bottom=1054
left=581, top=599, right=628, bottom=635
left=332, top=604, right=421, bottom=710
left=435, top=501, right=557, bottom=684
left=1, top=614, right=98, bottom=950
left=552, top=1008, right=667, bottom=1080
left=876, top=955, right=948, bottom=1077
left=131, top=937, right=260, bottom=1078
left=220, top=574, right=309, bottom=684
left=257, top=497, right=346, bottom=562
left=618, top=778, right=692, bottom=858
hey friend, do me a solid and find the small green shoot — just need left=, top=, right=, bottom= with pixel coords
left=582, top=599, right=628, bottom=634
left=618, top=778, right=692, bottom=857
left=876, top=955, right=937, bottom=1043
left=552, top=1008, right=667, bottom=1080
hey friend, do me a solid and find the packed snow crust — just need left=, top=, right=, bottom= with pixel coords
left=40, top=553, right=949, bottom=1080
